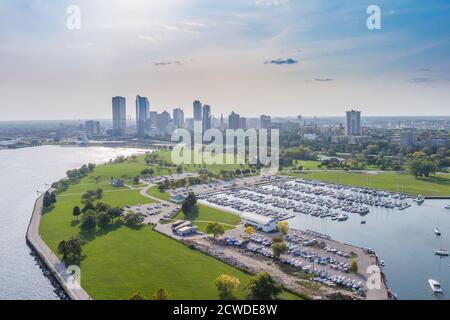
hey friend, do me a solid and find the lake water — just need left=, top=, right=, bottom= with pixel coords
left=0, top=145, right=146, bottom=300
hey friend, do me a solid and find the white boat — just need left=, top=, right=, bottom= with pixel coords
left=413, top=196, right=425, bottom=204
left=380, top=260, right=385, bottom=267
left=337, top=213, right=348, bottom=221
left=434, top=228, right=441, bottom=236
left=445, top=205, right=450, bottom=209
left=435, top=249, right=449, bottom=256
left=428, top=279, right=443, bottom=293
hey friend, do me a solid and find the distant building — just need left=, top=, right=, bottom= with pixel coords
left=112, top=96, right=126, bottom=136
left=400, top=128, right=417, bottom=147
left=149, top=111, right=158, bottom=129
left=193, top=100, right=202, bottom=122
left=170, top=193, right=186, bottom=204
left=171, top=220, right=198, bottom=236
left=85, top=120, right=100, bottom=138
left=173, top=108, right=185, bottom=129
left=156, top=111, right=171, bottom=135
left=260, top=115, right=271, bottom=129
left=346, top=110, right=362, bottom=136
left=239, top=117, right=247, bottom=130
left=202, top=105, right=211, bottom=131
left=110, top=179, right=124, bottom=187
left=241, top=212, right=277, bottom=233
left=136, top=95, right=150, bottom=137
left=228, top=111, right=240, bottom=130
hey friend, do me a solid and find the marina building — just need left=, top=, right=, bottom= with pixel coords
left=241, top=212, right=277, bottom=233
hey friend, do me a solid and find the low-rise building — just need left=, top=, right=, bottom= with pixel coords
left=110, top=179, right=124, bottom=187
left=171, top=220, right=198, bottom=236
left=241, top=212, right=277, bottom=233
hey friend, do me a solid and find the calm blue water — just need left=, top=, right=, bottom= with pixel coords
left=288, top=199, right=450, bottom=300
left=0, top=145, right=145, bottom=300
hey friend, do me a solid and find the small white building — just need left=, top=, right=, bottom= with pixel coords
left=171, top=220, right=198, bottom=236
left=240, top=212, right=277, bottom=233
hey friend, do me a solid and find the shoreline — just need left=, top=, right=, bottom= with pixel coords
left=26, top=190, right=91, bottom=300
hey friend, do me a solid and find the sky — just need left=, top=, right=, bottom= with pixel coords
left=0, top=0, right=449, bottom=120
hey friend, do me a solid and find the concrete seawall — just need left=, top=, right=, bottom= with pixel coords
left=25, top=191, right=91, bottom=300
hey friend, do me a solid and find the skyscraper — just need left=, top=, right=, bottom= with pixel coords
left=202, top=104, right=211, bottom=131
left=173, top=108, right=185, bottom=129
left=112, top=96, right=126, bottom=136
left=228, top=111, right=240, bottom=130
left=260, top=115, right=271, bottom=129
left=193, top=100, right=202, bottom=122
left=136, top=95, right=149, bottom=137
left=85, top=120, right=100, bottom=138
left=346, top=110, right=362, bottom=136
left=239, top=117, right=247, bottom=130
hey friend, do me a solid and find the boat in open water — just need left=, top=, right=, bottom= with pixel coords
left=434, top=228, right=441, bottom=236
left=428, top=279, right=443, bottom=293
left=435, top=249, right=449, bottom=257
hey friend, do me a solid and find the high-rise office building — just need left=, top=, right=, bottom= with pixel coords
left=346, top=110, right=362, bottom=136
left=260, top=115, right=271, bottom=129
left=156, top=111, right=171, bottom=131
left=239, top=117, right=247, bottom=130
left=149, top=111, right=158, bottom=129
left=85, top=120, right=100, bottom=138
left=136, top=95, right=149, bottom=137
left=202, top=105, right=211, bottom=131
left=400, top=128, right=417, bottom=147
left=228, top=111, right=240, bottom=130
left=112, top=96, right=126, bottom=136
left=173, top=108, right=184, bottom=129
left=193, top=100, right=202, bottom=122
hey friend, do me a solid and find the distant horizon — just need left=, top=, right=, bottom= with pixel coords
left=2, top=114, right=450, bottom=123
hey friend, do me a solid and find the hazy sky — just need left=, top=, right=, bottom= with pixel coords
left=1, top=0, right=449, bottom=120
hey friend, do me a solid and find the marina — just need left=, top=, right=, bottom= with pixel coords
left=196, top=177, right=450, bottom=300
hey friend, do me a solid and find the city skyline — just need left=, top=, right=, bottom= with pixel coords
left=1, top=0, right=450, bottom=120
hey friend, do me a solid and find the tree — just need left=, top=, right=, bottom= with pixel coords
left=245, top=272, right=282, bottom=300
left=153, top=288, right=170, bottom=300
left=80, top=210, right=97, bottom=232
left=206, top=223, right=225, bottom=238
left=350, top=260, right=358, bottom=274
left=82, top=201, right=95, bottom=213
left=57, top=237, right=84, bottom=261
left=181, top=200, right=193, bottom=215
left=123, top=212, right=145, bottom=227
left=271, top=242, right=287, bottom=260
left=107, top=207, right=123, bottom=223
left=129, top=292, right=147, bottom=300
left=97, top=212, right=111, bottom=228
left=72, top=206, right=81, bottom=220
left=277, top=222, right=289, bottom=235
left=133, top=176, right=140, bottom=184
left=244, top=226, right=256, bottom=236
left=43, top=191, right=56, bottom=208
left=214, top=274, right=240, bottom=300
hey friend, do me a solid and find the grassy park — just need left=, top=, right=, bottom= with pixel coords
left=39, top=152, right=297, bottom=300
left=289, top=170, right=450, bottom=196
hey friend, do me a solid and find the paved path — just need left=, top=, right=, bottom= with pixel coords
left=26, top=191, right=91, bottom=300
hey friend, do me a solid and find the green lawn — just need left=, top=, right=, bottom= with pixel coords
left=289, top=171, right=450, bottom=196
left=175, top=204, right=241, bottom=226
left=40, top=153, right=298, bottom=300
left=146, top=186, right=171, bottom=201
